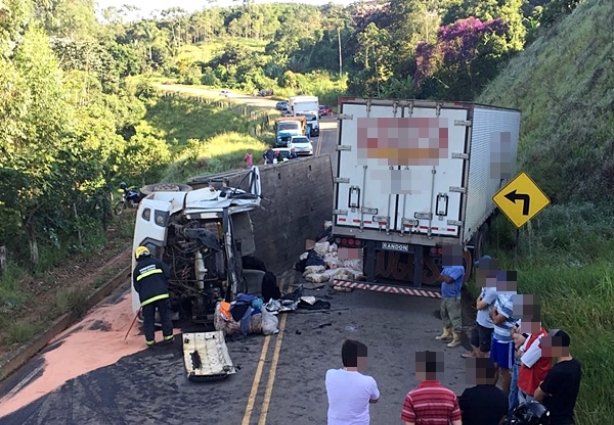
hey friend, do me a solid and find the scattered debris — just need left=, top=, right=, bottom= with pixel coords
left=297, top=234, right=364, bottom=284
left=313, top=323, right=332, bottom=329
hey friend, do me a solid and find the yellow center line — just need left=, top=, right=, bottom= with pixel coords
left=257, top=314, right=288, bottom=425
left=241, top=334, right=272, bottom=425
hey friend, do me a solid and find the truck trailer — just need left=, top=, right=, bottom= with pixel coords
left=289, top=95, right=320, bottom=137
left=131, top=168, right=262, bottom=324
left=332, top=98, right=520, bottom=287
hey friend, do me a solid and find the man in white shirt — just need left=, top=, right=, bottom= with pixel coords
left=326, top=339, right=380, bottom=425
left=463, top=256, right=498, bottom=359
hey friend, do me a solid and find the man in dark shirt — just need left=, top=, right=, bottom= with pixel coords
left=534, top=329, right=582, bottom=425
left=459, top=357, right=508, bottom=425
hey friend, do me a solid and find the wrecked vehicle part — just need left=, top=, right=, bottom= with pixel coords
left=131, top=168, right=262, bottom=326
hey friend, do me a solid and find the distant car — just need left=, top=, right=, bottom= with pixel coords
left=220, top=89, right=231, bottom=97
left=258, top=89, right=274, bottom=97
left=276, top=101, right=289, bottom=111
left=291, top=136, right=313, bottom=156
left=319, top=105, right=333, bottom=117
left=272, top=147, right=296, bottom=161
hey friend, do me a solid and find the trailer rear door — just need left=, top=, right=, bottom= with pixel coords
left=335, top=101, right=469, bottom=238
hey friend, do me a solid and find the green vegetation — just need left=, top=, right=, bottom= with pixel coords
left=477, top=1, right=614, bottom=422
left=163, top=133, right=268, bottom=182
left=479, top=0, right=613, bottom=204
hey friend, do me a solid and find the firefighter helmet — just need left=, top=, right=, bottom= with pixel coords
left=135, top=246, right=151, bottom=260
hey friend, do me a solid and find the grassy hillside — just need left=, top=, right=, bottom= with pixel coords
left=479, top=0, right=613, bottom=204
left=479, top=1, right=614, bottom=423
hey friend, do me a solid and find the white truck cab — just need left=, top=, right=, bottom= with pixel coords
left=131, top=168, right=262, bottom=323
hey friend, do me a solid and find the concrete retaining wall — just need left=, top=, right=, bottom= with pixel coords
left=190, top=156, right=334, bottom=275
left=251, top=156, right=334, bottom=274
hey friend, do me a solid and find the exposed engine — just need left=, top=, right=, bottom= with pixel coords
left=164, top=218, right=228, bottom=323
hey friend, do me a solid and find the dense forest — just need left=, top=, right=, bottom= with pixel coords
left=0, top=0, right=586, bottom=268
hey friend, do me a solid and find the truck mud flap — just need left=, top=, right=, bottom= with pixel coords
left=182, top=331, right=237, bottom=382
left=330, top=279, right=441, bottom=299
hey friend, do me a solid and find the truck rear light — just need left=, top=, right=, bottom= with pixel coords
left=354, top=239, right=362, bottom=247
left=348, top=238, right=355, bottom=246
left=335, top=238, right=341, bottom=244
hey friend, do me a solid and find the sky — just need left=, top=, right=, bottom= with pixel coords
left=96, top=0, right=358, bottom=20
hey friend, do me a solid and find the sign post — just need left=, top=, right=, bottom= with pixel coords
left=493, top=171, right=551, bottom=229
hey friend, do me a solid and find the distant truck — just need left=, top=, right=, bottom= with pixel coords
left=275, top=116, right=305, bottom=147
left=332, top=98, right=521, bottom=288
left=289, top=95, right=319, bottom=137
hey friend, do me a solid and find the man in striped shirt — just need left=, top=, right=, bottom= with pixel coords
left=489, top=270, right=518, bottom=396
left=401, top=351, right=461, bottom=425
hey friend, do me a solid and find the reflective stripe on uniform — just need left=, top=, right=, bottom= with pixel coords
left=136, top=268, right=163, bottom=281
left=164, top=335, right=174, bottom=341
left=146, top=340, right=155, bottom=346
left=141, top=293, right=170, bottom=307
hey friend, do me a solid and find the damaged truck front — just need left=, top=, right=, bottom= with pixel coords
left=130, top=168, right=262, bottom=324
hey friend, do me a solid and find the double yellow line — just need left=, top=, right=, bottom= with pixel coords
left=241, top=314, right=288, bottom=425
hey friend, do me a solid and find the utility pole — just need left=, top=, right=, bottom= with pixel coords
left=338, top=26, right=343, bottom=77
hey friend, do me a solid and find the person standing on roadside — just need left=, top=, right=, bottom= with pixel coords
left=463, top=255, right=498, bottom=359
left=489, top=271, right=518, bottom=396
left=326, top=339, right=380, bottom=425
left=401, top=350, right=461, bottom=425
left=133, top=246, right=174, bottom=348
left=244, top=151, right=253, bottom=168
left=513, top=295, right=551, bottom=405
left=435, top=245, right=465, bottom=348
left=458, top=357, right=508, bottom=425
left=534, top=330, right=582, bottom=425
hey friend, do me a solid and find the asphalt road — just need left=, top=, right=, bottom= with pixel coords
left=0, top=282, right=469, bottom=425
left=156, top=84, right=280, bottom=109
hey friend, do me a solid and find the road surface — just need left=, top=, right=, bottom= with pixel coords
left=0, top=279, right=468, bottom=425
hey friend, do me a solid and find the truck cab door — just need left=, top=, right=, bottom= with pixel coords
left=131, top=198, right=173, bottom=315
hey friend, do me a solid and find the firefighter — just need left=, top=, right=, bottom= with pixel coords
left=132, top=246, right=174, bottom=347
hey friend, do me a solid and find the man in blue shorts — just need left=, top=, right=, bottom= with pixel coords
left=489, top=270, right=518, bottom=396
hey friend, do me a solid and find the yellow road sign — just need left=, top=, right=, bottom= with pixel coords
left=492, top=171, right=551, bottom=228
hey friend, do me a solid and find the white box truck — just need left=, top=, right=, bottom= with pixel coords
left=289, top=95, right=319, bottom=137
left=332, top=98, right=520, bottom=288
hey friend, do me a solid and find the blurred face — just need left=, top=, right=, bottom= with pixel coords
left=513, top=294, right=541, bottom=333
left=540, top=336, right=569, bottom=357
left=357, top=356, right=368, bottom=372
left=442, top=245, right=463, bottom=266
left=495, top=271, right=517, bottom=294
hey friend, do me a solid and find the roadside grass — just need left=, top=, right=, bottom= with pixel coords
left=55, top=286, right=91, bottom=318
left=4, top=322, right=44, bottom=346
left=142, top=94, right=277, bottom=152
left=162, top=132, right=268, bottom=182
left=178, top=38, right=267, bottom=64
left=485, top=203, right=614, bottom=425
left=0, top=265, right=28, bottom=314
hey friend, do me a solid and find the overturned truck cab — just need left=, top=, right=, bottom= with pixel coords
left=131, top=167, right=262, bottom=324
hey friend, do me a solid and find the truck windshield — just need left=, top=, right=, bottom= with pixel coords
left=278, top=122, right=299, bottom=131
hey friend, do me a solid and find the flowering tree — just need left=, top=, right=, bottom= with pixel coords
left=414, top=16, right=509, bottom=100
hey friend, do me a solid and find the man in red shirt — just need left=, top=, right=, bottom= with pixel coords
left=513, top=295, right=552, bottom=404
left=401, top=351, right=462, bottom=425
